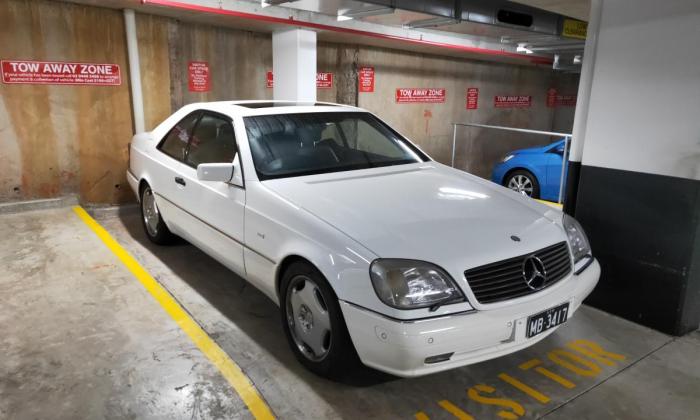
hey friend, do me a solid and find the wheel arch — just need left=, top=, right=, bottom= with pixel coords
left=138, top=178, right=150, bottom=197
left=275, top=254, right=320, bottom=300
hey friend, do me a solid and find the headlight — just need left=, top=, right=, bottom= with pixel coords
left=563, top=214, right=591, bottom=263
left=369, top=259, right=464, bottom=309
left=502, top=154, right=515, bottom=162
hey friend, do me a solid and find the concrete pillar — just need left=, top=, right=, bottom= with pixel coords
left=335, top=46, right=359, bottom=106
left=569, top=0, right=700, bottom=335
left=272, top=29, right=317, bottom=102
left=123, top=9, right=145, bottom=134
left=563, top=0, right=602, bottom=213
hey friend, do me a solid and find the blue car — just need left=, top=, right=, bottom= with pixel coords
left=491, top=139, right=567, bottom=202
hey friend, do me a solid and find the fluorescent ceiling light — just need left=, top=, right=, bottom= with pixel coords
left=517, top=43, right=533, bottom=54
left=337, top=6, right=394, bottom=21
left=405, top=17, right=458, bottom=29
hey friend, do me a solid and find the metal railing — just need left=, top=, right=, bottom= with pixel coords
left=451, top=123, right=571, bottom=204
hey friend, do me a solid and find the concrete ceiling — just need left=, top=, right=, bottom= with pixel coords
left=60, top=0, right=557, bottom=67
left=511, top=0, right=590, bottom=21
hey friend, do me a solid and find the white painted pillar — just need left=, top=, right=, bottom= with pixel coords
left=123, top=9, right=145, bottom=134
left=568, top=0, right=602, bottom=163
left=272, top=29, right=317, bottom=102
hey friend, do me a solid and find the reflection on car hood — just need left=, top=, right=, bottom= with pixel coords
left=263, top=163, right=566, bottom=276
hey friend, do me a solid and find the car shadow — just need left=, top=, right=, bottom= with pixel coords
left=112, top=205, right=398, bottom=389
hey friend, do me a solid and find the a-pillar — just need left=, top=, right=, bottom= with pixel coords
left=272, top=29, right=317, bottom=102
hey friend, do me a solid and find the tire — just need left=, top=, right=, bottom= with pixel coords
left=139, top=183, right=176, bottom=245
left=505, top=169, right=540, bottom=199
left=280, top=261, right=361, bottom=380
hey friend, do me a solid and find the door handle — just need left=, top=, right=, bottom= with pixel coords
left=174, top=176, right=186, bottom=186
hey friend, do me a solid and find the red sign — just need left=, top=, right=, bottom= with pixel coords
left=188, top=61, right=210, bottom=92
left=359, top=66, right=374, bottom=93
left=556, top=94, right=577, bottom=107
left=265, top=71, right=334, bottom=89
left=466, top=87, right=479, bottom=110
left=1, top=59, right=121, bottom=86
left=546, top=88, right=577, bottom=107
left=395, top=88, right=446, bottom=104
left=547, top=88, right=558, bottom=108
left=494, top=95, right=532, bottom=108
left=316, top=72, right=333, bottom=89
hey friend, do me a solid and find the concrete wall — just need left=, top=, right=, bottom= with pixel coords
left=0, top=0, right=578, bottom=203
left=356, top=46, right=578, bottom=177
left=0, top=0, right=134, bottom=204
left=569, top=0, right=700, bottom=335
left=580, top=0, right=700, bottom=180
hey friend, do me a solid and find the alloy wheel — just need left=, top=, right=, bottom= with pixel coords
left=508, top=174, right=534, bottom=196
left=142, top=188, right=160, bottom=237
left=285, top=275, right=332, bottom=362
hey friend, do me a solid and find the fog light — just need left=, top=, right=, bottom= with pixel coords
left=424, top=352, right=454, bottom=364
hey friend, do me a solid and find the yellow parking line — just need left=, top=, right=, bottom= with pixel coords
left=498, top=373, right=550, bottom=404
left=535, top=199, right=563, bottom=209
left=72, top=206, right=275, bottom=420
left=437, top=400, right=475, bottom=420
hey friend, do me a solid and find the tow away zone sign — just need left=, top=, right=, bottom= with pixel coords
left=1, top=60, right=121, bottom=86
left=265, top=71, right=334, bottom=89
left=396, top=88, right=445, bottom=103
left=494, top=95, right=532, bottom=108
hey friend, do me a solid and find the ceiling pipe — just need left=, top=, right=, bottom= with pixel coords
left=338, top=6, right=395, bottom=21
left=261, top=0, right=299, bottom=7
left=141, top=0, right=552, bottom=65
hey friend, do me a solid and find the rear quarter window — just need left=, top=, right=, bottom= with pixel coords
left=159, top=112, right=200, bottom=161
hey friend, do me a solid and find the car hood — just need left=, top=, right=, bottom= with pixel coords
left=509, top=139, right=565, bottom=155
left=263, top=162, right=566, bottom=275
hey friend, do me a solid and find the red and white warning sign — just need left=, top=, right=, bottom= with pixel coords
left=546, top=88, right=558, bottom=108
left=359, top=66, right=374, bottom=93
left=395, top=88, right=446, bottom=104
left=494, top=95, right=532, bottom=108
left=547, top=88, right=577, bottom=107
left=316, top=72, right=333, bottom=89
left=188, top=61, right=210, bottom=92
left=466, top=87, right=479, bottom=110
left=556, top=94, right=577, bottom=107
left=1, top=60, right=121, bottom=86
left=265, top=71, right=334, bottom=89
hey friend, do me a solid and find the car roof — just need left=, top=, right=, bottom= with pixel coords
left=183, top=100, right=364, bottom=118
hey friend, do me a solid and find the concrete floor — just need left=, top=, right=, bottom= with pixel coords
left=1, top=204, right=699, bottom=419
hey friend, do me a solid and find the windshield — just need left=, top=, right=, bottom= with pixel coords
left=244, top=112, right=428, bottom=180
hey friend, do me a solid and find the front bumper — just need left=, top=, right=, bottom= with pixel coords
left=491, top=162, right=508, bottom=184
left=126, top=169, right=139, bottom=200
left=340, top=259, right=600, bottom=377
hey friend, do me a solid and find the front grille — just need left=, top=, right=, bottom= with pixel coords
left=464, top=242, right=572, bottom=304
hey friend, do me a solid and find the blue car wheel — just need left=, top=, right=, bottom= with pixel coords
left=504, top=169, right=541, bottom=199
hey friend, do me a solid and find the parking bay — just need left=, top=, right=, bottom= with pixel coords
left=85, top=204, right=700, bottom=420
left=3, top=204, right=695, bottom=419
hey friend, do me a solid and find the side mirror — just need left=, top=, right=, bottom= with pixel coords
left=196, top=154, right=244, bottom=187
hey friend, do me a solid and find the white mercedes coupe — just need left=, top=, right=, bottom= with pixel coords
left=127, top=101, right=599, bottom=378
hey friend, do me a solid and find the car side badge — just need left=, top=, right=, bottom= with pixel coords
left=510, top=235, right=521, bottom=242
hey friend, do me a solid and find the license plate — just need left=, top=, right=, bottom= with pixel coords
left=526, top=302, right=570, bottom=338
